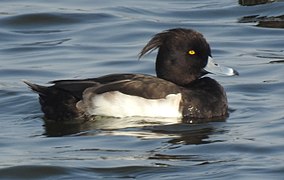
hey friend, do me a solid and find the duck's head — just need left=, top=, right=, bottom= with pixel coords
left=139, top=28, right=238, bottom=85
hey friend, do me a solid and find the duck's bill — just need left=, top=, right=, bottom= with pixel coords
left=203, top=56, right=239, bottom=76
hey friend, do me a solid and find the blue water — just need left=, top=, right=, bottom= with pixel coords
left=0, top=0, right=284, bottom=179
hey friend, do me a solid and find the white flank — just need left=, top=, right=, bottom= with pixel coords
left=85, top=91, right=182, bottom=118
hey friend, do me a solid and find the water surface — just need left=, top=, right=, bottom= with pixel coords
left=0, top=0, right=284, bottom=179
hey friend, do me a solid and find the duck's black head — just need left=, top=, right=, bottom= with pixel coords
left=139, top=28, right=237, bottom=85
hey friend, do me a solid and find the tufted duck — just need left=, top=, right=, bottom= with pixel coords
left=24, top=28, right=238, bottom=122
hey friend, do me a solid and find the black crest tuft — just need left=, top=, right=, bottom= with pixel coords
left=138, top=28, right=198, bottom=59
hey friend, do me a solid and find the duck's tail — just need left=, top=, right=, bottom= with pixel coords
left=23, top=80, right=84, bottom=121
left=23, top=80, right=48, bottom=96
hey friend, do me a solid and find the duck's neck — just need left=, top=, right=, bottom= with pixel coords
left=155, top=53, right=201, bottom=86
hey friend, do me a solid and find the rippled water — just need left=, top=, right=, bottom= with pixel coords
left=1, top=0, right=284, bottom=179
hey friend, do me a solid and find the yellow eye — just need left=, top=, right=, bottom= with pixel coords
left=188, top=50, right=196, bottom=55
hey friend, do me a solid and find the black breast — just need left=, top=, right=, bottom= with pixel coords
left=181, top=77, right=228, bottom=121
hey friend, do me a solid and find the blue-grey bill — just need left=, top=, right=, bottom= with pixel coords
left=203, top=56, right=239, bottom=76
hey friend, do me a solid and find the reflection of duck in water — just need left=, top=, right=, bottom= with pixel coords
left=25, top=28, right=238, bottom=123
left=45, top=118, right=221, bottom=145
